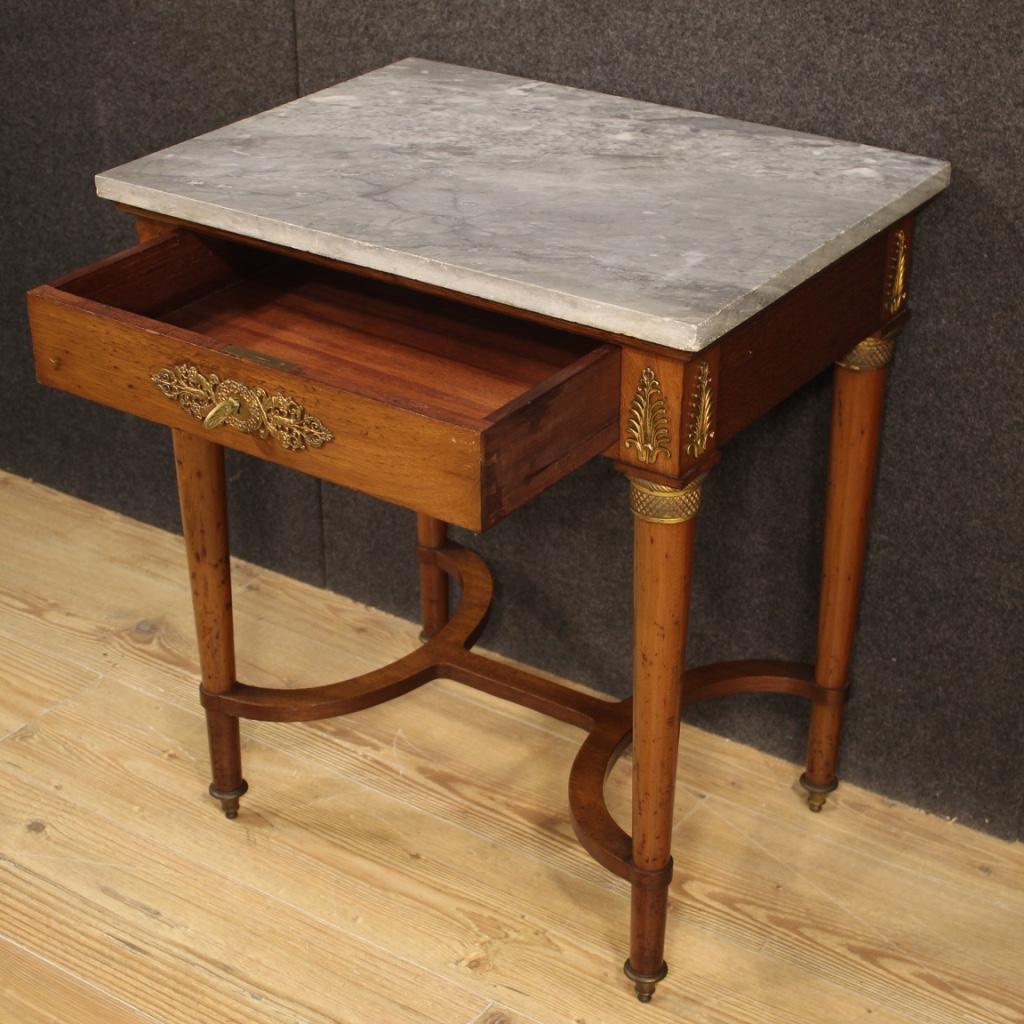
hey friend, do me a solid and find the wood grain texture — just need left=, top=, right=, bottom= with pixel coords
left=711, top=227, right=895, bottom=446
left=815, top=363, right=889, bottom=689
left=0, top=772, right=484, bottom=1024
left=0, top=938, right=152, bottom=1024
left=1, top=470, right=1022, bottom=1024
left=417, top=514, right=450, bottom=638
left=468, top=1008, right=544, bottom=1024
left=172, top=430, right=243, bottom=806
left=629, top=508, right=697, bottom=982
left=164, top=267, right=578, bottom=421
left=172, top=431, right=235, bottom=696
left=50, top=229, right=269, bottom=318
left=0, top=633, right=99, bottom=740
left=806, top=360, right=890, bottom=793
left=126, top=208, right=678, bottom=356
left=28, top=233, right=618, bottom=530
left=29, top=282, right=483, bottom=525
left=482, top=345, right=619, bottom=525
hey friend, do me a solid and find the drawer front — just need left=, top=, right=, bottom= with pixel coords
left=29, top=287, right=486, bottom=527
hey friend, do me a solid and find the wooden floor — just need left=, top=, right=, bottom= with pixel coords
left=0, top=469, right=1022, bottom=1024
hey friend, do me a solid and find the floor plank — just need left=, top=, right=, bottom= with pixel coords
left=0, top=767, right=485, bottom=1024
left=1, top=681, right=904, bottom=1024
left=0, top=937, right=154, bottom=1024
left=1, top=468, right=1022, bottom=1024
left=0, top=632, right=100, bottom=740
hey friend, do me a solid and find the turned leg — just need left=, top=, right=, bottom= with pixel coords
left=172, top=429, right=247, bottom=819
left=802, top=335, right=893, bottom=811
left=417, top=514, right=449, bottom=640
left=625, top=475, right=703, bottom=1002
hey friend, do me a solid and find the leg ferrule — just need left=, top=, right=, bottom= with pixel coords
left=209, top=779, right=248, bottom=819
left=799, top=772, right=838, bottom=813
left=624, top=959, right=668, bottom=1003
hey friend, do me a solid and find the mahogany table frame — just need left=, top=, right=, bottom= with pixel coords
left=34, top=202, right=922, bottom=1003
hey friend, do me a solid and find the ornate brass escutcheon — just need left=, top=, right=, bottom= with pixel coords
left=151, top=363, right=334, bottom=452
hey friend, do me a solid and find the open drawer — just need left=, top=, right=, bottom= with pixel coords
left=28, top=231, right=620, bottom=530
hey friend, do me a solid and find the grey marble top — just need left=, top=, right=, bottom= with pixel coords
left=96, top=59, right=949, bottom=352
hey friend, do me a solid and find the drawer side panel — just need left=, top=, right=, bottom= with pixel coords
left=481, top=345, right=620, bottom=527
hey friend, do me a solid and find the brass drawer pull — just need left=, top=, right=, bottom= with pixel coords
left=203, top=397, right=240, bottom=430
left=151, top=363, right=334, bottom=452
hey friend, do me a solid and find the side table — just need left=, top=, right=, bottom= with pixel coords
left=27, top=59, right=949, bottom=1002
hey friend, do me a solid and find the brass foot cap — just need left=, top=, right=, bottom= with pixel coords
left=799, top=772, right=837, bottom=813
left=209, top=779, right=248, bottom=820
left=623, top=959, right=667, bottom=1003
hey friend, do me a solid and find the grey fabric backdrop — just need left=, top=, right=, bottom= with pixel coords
left=2, top=2, right=1021, bottom=839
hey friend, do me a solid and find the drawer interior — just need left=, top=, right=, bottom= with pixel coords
left=55, top=230, right=601, bottom=427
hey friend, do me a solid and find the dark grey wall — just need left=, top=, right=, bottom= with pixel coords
left=2, top=2, right=1021, bottom=839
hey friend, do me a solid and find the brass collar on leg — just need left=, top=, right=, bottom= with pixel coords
left=837, top=334, right=895, bottom=371
left=624, top=959, right=668, bottom=1003
left=629, top=475, right=704, bottom=524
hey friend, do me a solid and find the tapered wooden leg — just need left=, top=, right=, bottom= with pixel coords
left=625, top=475, right=703, bottom=1002
left=802, top=335, right=893, bottom=811
left=417, top=514, right=449, bottom=640
left=172, top=429, right=246, bottom=819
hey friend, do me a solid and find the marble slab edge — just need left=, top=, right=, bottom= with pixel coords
left=95, top=165, right=949, bottom=355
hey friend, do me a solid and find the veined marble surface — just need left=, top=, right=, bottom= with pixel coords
left=96, top=59, right=950, bottom=352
